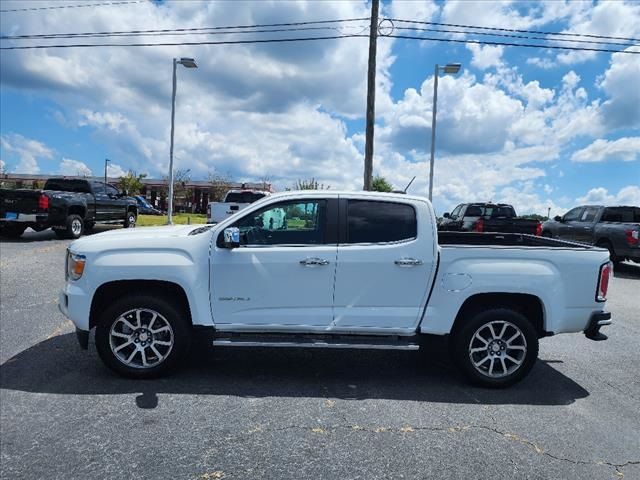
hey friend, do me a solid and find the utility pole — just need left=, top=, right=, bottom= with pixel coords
left=363, top=0, right=379, bottom=191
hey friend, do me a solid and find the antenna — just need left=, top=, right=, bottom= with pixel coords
left=403, top=176, right=416, bottom=193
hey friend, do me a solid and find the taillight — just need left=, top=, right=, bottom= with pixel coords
left=38, top=194, right=49, bottom=211
left=596, top=262, right=612, bottom=302
left=535, top=222, right=542, bottom=236
left=625, top=229, right=639, bottom=246
left=474, top=218, right=484, bottom=233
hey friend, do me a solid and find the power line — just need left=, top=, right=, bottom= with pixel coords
left=1, top=24, right=370, bottom=41
left=385, top=34, right=639, bottom=55
left=0, top=0, right=143, bottom=13
left=389, top=18, right=640, bottom=43
left=1, top=17, right=370, bottom=40
left=392, top=26, right=638, bottom=49
left=0, top=34, right=369, bottom=50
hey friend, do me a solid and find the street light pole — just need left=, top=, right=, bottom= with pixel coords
left=104, top=158, right=110, bottom=186
left=428, top=64, right=439, bottom=202
left=167, top=57, right=197, bottom=225
left=168, top=59, right=178, bottom=225
left=428, top=62, right=461, bottom=203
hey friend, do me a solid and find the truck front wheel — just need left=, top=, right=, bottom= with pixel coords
left=124, top=211, right=137, bottom=228
left=451, top=308, right=538, bottom=388
left=95, top=295, right=191, bottom=379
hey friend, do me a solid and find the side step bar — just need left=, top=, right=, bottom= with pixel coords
left=212, top=333, right=420, bottom=351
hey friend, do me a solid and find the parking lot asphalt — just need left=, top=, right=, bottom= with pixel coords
left=1, top=228, right=639, bottom=479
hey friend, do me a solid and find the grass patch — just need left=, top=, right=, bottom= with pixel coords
left=137, top=213, right=207, bottom=227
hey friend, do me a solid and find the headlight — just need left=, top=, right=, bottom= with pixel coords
left=66, top=251, right=86, bottom=281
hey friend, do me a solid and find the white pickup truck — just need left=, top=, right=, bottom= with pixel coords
left=59, top=191, right=612, bottom=387
left=206, top=189, right=270, bottom=224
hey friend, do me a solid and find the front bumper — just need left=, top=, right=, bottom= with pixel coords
left=584, top=311, right=612, bottom=341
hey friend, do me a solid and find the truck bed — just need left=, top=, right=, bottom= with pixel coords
left=438, top=231, right=593, bottom=249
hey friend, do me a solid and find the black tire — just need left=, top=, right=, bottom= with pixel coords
left=124, top=210, right=137, bottom=228
left=58, top=214, right=84, bottom=239
left=597, top=240, right=620, bottom=265
left=95, top=295, right=191, bottom=379
left=0, top=224, right=26, bottom=239
left=541, top=230, right=552, bottom=238
left=451, top=308, right=539, bottom=388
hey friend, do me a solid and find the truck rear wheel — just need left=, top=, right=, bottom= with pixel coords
left=56, top=214, right=84, bottom=239
left=451, top=308, right=538, bottom=388
left=95, top=295, right=191, bottom=379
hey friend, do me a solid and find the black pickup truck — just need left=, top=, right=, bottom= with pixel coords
left=0, top=178, right=137, bottom=239
left=438, top=203, right=542, bottom=235
left=542, top=205, right=640, bottom=265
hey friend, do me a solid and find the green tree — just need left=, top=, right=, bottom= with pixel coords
left=371, top=175, right=393, bottom=192
left=119, top=170, right=147, bottom=195
left=289, top=178, right=331, bottom=190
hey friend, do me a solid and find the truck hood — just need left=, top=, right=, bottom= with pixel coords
left=69, top=225, right=212, bottom=252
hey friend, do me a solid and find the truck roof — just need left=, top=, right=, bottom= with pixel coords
left=264, top=190, right=431, bottom=203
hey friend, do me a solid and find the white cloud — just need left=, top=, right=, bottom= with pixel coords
left=526, top=57, right=555, bottom=70
left=571, top=137, right=640, bottom=163
left=576, top=186, right=640, bottom=206
left=106, top=162, right=127, bottom=178
left=388, top=0, right=438, bottom=23
left=556, top=1, right=640, bottom=65
left=597, top=50, right=640, bottom=130
left=59, top=158, right=92, bottom=176
left=466, top=44, right=504, bottom=70
left=0, top=133, right=53, bottom=173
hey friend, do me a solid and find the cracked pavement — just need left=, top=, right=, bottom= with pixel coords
left=1, top=229, right=639, bottom=479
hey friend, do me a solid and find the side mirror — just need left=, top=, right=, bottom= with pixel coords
left=554, top=215, right=563, bottom=222
left=122, top=189, right=129, bottom=197
left=223, top=227, right=240, bottom=249
left=443, top=212, right=450, bottom=218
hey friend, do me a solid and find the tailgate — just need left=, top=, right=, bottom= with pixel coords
left=212, top=202, right=249, bottom=221
left=484, top=218, right=540, bottom=234
left=0, top=189, right=42, bottom=217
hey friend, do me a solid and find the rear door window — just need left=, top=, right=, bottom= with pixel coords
left=579, top=207, right=599, bottom=222
left=601, top=207, right=640, bottom=223
left=346, top=200, right=417, bottom=244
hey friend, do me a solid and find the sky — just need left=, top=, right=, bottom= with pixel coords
left=0, top=0, right=639, bottom=216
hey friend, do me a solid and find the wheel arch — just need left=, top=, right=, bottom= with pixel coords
left=67, top=203, right=87, bottom=218
left=89, top=280, right=192, bottom=330
left=451, top=292, right=547, bottom=338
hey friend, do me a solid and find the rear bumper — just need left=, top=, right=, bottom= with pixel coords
left=0, top=213, right=46, bottom=223
left=584, top=311, right=611, bottom=341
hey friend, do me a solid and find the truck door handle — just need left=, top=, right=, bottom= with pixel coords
left=300, top=257, right=330, bottom=266
left=395, top=258, right=423, bottom=267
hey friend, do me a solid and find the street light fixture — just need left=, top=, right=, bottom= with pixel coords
left=168, top=57, right=198, bottom=225
left=428, top=62, right=462, bottom=202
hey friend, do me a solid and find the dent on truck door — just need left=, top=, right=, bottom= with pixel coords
left=333, top=199, right=435, bottom=329
left=210, top=198, right=338, bottom=327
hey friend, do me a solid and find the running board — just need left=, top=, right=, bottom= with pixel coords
left=212, top=333, right=420, bottom=351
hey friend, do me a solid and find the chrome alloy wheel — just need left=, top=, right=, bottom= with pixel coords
left=71, top=218, right=83, bottom=236
left=468, top=320, right=527, bottom=378
left=109, top=308, right=174, bottom=369
left=128, top=213, right=136, bottom=227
